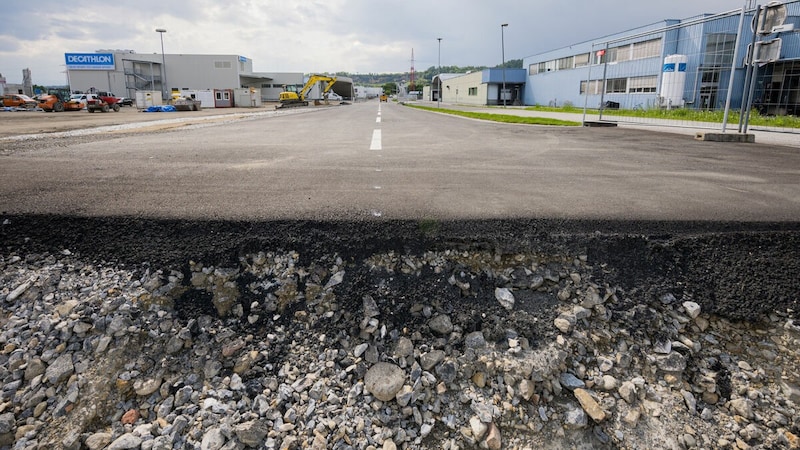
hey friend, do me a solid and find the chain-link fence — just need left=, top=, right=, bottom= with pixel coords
left=580, top=0, right=800, bottom=135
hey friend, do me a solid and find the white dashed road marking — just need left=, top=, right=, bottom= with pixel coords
left=370, top=129, right=382, bottom=150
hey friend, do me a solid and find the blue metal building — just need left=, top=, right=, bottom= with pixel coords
left=521, top=3, right=800, bottom=115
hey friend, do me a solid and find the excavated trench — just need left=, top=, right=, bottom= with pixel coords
left=1, top=214, right=799, bottom=449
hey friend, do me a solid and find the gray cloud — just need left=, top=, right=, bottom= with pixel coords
left=0, top=0, right=739, bottom=85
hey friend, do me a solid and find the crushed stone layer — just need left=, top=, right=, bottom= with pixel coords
left=0, top=216, right=798, bottom=450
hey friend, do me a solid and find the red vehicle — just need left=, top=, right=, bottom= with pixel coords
left=85, top=93, right=121, bottom=113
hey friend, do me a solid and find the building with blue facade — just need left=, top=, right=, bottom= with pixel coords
left=521, top=3, right=800, bottom=116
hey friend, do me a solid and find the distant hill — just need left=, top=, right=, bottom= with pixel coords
left=330, top=59, right=523, bottom=87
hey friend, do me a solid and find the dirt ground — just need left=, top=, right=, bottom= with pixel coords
left=0, top=105, right=277, bottom=138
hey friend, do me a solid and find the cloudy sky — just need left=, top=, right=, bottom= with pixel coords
left=2, top=0, right=742, bottom=86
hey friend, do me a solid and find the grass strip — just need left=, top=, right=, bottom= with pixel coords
left=406, top=104, right=580, bottom=126
left=524, top=105, right=800, bottom=129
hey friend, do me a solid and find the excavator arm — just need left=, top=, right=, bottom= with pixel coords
left=278, top=75, right=337, bottom=108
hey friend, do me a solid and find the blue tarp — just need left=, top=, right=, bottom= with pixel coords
left=143, top=105, right=177, bottom=112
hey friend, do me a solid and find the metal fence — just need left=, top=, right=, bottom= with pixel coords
left=581, top=0, right=800, bottom=135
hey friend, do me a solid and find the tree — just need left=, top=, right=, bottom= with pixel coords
left=382, top=82, right=396, bottom=95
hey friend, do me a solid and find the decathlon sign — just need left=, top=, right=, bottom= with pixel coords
left=65, top=53, right=115, bottom=70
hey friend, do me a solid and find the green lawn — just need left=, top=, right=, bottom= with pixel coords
left=524, top=105, right=800, bottom=129
left=406, top=104, right=581, bottom=126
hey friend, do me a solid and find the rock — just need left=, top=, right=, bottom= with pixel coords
left=234, top=420, right=270, bottom=446
left=574, top=388, right=606, bottom=422
left=464, top=331, right=486, bottom=348
left=494, top=288, right=515, bottom=310
left=382, top=439, right=398, bottom=450
left=470, top=416, right=488, bottom=440
left=24, top=358, right=46, bottom=381
left=394, top=337, right=413, bottom=357
left=134, top=377, right=162, bottom=396
left=729, top=398, right=755, bottom=420
left=559, top=373, right=585, bottom=391
left=45, top=353, right=74, bottom=385
left=324, top=270, right=345, bottom=289
left=485, top=422, right=502, bottom=450
left=554, top=313, right=576, bottom=333
left=618, top=381, right=637, bottom=404
left=683, top=301, right=701, bottom=319
left=121, top=409, right=139, bottom=424
left=564, top=406, right=588, bottom=429
left=200, top=427, right=226, bottom=450
left=85, top=433, right=113, bottom=450
left=365, top=362, right=406, bottom=402
left=656, top=352, right=687, bottom=373
left=107, top=433, right=143, bottom=450
left=518, top=379, right=535, bottom=400
left=428, top=315, right=453, bottom=335
left=420, top=350, right=446, bottom=371
left=0, top=413, right=14, bottom=434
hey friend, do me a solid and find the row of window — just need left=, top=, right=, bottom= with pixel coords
left=579, top=75, right=658, bottom=95
left=530, top=38, right=663, bottom=75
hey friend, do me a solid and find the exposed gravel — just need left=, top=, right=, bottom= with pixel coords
left=1, top=216, right=799, bottom=449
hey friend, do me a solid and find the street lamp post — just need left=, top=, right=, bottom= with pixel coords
left=437, top=37, right=442, bottom=108
left=501, top=23, right=508, bottom=108
left=155, top=28, right=168, bottom=102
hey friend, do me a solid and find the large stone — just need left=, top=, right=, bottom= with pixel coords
left=45, top=353, right=74, bottom=385
left=420, top=350, right=446, bottom=371
left=574, top=388, right=606, bottom=422
left=0, top=413, right=14, bottom=434
left=428, top=315, right=453, bottom=335
left=107, top=433, right=143, bottom=450
left=234, top=420, right=270, bottom=446
left=85, top=433, right=112, bottom=450
left=485, top=422, right=502, bottom=450
left=464, top=331, right=486, bottom=348
left=494, top=288, right=515, bottom=310
left=200, top=427, right=226, bottom=450
left=656, top=352, right=687, bottom=373
left=365, top=362, right=406, bottom=402
left=559, top=373, right=585, bottom=391
left=564, top=406, right=588, bottom=429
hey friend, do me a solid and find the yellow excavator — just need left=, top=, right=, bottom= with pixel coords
left=277, top=75, right=337, bottom=108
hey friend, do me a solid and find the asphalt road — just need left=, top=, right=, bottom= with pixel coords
left=1, top=100, right=798, bottom=221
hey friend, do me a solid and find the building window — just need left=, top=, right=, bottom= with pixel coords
left=631, top=38, right=662, bottom=59
left=629, top=75, right=657, bottom=93
left=214, top=61, right=232, bottom=69
left=468, top=87, right=478, bottom=96
left=557, top=56, right=573, bottom=70
left=704, top=33, right=736, bottom=68
left=606, top=78, right=627, bottom=93
left=539, top=62, right=548, bottom=73
left=574, top=53, right=590, bottom=67
left=580, top=80, right=603, bottom=95
left=529, top=63, right=538, bottom=75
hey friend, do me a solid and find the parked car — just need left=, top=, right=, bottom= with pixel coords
left=117, top=97, right=134, bottom=106
left=67, top=94, right=88, bottom=109
left=2, top=94, right=37, bottom=109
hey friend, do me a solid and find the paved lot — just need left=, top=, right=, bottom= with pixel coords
left=1, top=100, right=798, bottom=222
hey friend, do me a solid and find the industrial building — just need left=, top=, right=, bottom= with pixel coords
left=521, top=4, right=800, bottom=115
left=426, top=69, right=527, bottom=106
left=65, top=50, right=354, bottom=106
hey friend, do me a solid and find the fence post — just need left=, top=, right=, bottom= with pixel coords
left=722, top=2, right=749, bottom=133
left=598, top=43, right=610, bottom=121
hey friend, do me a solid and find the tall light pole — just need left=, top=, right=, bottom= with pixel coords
left=155, top=28, right=168, bottom=101
left=501, top=23, right=508, bottom=108
left=437, top=37, right=442, bottom=108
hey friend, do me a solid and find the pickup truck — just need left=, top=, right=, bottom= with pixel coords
left=86, top=93, right=121, bottom=112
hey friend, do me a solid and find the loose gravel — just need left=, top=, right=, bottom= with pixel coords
left=1, top=216, right=799, bottom=449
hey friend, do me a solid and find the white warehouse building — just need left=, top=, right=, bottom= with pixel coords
left=65, top=50, right=354, bottom=105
